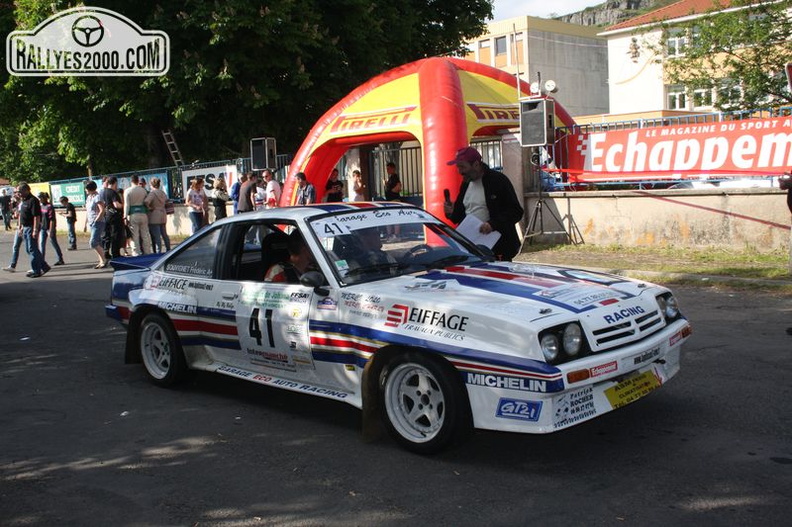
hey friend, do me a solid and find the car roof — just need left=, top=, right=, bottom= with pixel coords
left=216, top=202, right=425, bottom=224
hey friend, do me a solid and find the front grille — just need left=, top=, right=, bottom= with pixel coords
left=590, top=308, right=663, bottom=351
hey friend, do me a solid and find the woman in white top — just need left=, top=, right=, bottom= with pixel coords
left=186, top=178, right=208, bottom=234
left=351, top=169, right=366, bottom=201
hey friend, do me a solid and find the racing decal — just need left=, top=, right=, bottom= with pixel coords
left=164, top=261, right=213, bottom=277
left=496, top=398, right=543, bottom=422
left=145, top=274, right=189, bottom=292
left=535, top=286, right=623, bottom=310
left=317, top=297, right=338, bottom=310
left=589, top=361, right=618, bottom=379
left=603, top=305, right=646, bottom=324
left=214, top=365, right=350, bottom=400
left=624, top=347, right=660, bottom=368
left=669, top=323, right=692, bottom=346
left=156, top=301, right=197, bottom=314
left=235, top=283, right=315, bottom=372
left=553, top=386, right=596, bottom=429
left=466, top=372, right=553, bottom=393
left=403, top=280, right=457, bottom=292
left=309, top=320, right=563, bottom=383
left=173, top=307, right=240, bottom=350
left=240, top=288, right=302, bottom=310
left=384, top=303, right=469, bottom=341
left=187, top=280, right=214, bottom=291
left=423, top=270, right=631, bottom=314
left=604, top=370, right=662, bottom=410
left=445, top=265, right=560, bottom=289
left=309, top=329, right=382, bottom=368
left=340, top=292, right=385, bottom=319
left=311, top=207, right=435, bottom=239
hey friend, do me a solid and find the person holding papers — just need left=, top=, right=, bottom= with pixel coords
left=444, top=146, right=524, bottom=261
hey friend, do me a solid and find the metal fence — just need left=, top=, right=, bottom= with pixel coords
left=43, top=153, right=295, bottom=206
left=368, top=139, right=503, bottom=202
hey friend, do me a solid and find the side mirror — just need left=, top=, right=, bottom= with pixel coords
left=301, top=271, right=329, bottom=296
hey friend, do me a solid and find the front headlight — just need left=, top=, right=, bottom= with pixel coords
left=657, top=293, right=680, bottom=321
left=540, top=333, right=560, bottom=363
left=562, top=323, right=583, bottom=357
left=539, top=322, right=589, bottom=364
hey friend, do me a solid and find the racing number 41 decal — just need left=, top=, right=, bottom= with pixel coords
left=249, top=307, right=275, bottom=347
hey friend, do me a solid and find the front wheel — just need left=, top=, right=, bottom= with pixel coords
left=138, top=312, right=188, bottom=387
left=379, top=353, right=471, bottom=454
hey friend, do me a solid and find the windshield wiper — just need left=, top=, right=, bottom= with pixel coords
left=344, top=261, right=404, bottom=278
left=425, top=254, right=472, bottom=270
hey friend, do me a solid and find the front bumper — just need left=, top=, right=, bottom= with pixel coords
left=466, top=319, right=691, bottom=433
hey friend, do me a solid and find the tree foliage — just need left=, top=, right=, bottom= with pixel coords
left=661, top=0, right=792, bottom=112
left=0, top=0, right=492, bottom=181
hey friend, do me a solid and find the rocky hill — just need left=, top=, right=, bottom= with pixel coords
left=556, top=0, right=677, bottom=27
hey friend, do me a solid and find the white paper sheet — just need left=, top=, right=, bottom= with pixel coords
left=455, top=215, right=501, bottom=249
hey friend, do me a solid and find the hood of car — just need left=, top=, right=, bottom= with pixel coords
left=387, top=261, right=652, bottom=317
left=347, top=261, right=664, bottom=358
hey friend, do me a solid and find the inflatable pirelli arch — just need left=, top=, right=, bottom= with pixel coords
left=280, top=57, right=575, bottom=221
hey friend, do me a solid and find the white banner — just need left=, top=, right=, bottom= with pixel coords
left=181, top=165, right=237, bottom=195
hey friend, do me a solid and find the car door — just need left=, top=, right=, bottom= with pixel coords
left=236, top=280, right=316, bottom=378
left=215, top=221, right=317, bottom=379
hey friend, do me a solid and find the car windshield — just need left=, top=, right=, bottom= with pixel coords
left=308, top=207, right=488, bottom=285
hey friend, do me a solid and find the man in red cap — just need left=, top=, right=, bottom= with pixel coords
left=444, top=146, right=524, bottom=261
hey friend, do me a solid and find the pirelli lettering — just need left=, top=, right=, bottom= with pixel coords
left=467, top=103, right=520, bottom=123
left=329, top=106, right=417, bottom=135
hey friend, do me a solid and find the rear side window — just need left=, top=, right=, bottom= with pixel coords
left=164, top=228, right=222, bottom=277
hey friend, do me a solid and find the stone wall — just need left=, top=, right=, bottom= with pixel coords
left=525, top=188, right=791, bottom=251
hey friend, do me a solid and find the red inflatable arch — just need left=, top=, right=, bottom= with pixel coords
left=280, top=57, right=575, bottom=221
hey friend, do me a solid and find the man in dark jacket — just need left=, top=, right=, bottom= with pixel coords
left=444, top=146, right=524, bottom=261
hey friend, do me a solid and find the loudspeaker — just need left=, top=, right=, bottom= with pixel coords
left=519, top=99, right=555, bottom=147
left=250, top=137, right=277, bottom=170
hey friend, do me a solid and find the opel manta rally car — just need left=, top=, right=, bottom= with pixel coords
left=106, top=203, right=691, bottom=453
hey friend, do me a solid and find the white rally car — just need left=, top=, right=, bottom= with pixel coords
left=106, top=203, right=691, bottom=453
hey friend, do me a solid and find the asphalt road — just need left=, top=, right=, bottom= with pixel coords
left=1, top=232, right=791, bottom=526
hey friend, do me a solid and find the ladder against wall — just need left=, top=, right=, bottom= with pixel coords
left=161, top=129, right=184, bottom=166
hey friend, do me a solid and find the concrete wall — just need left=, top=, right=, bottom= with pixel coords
left=525, top=188, right=791, bottom=252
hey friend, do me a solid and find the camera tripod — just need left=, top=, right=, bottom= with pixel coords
left=522, top=191, right=583, bottom=248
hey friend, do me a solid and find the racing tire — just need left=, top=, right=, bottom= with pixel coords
left=138, top=312, right=188, bottom=387
left=379, top=352, right=472, bottom=454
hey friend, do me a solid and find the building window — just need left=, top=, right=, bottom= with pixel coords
left=692, top=87, right=713, bottom=108
left=717, top=79, right=742, bottom=107
left=666, top=29, right=688, bottom=58
left=667, top=85, right=687, bottom=110
left=479, top=40, right=490, bottom=49
left=495, top=36, right=507, bottom=55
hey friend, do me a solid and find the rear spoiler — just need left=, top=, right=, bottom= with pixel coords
left=109, top=254, right=162, bottom=271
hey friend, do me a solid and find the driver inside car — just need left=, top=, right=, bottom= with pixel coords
left=264, top=230, right=317, bottom=283
left=350, top=227, right=398, bottom=271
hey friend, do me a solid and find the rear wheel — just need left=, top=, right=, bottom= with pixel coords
left=138, top=312, right=188, bottom=387
left=379, top=352, right=471, bottom=454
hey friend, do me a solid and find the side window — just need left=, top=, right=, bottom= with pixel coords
left=224, top=222, right=295, bottom=282
left=163, top=228, right=222, bottom=278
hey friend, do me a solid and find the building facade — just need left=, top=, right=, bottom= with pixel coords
left=597, top=0, right=791, bottom=119
left=462, top=16, right=609, bottom=118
